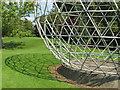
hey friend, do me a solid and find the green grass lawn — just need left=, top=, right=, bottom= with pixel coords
left=50, top=39, right=119, bottom=61
left=2, top=37, right=77, bottom=88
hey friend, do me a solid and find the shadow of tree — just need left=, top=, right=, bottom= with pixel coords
left=5, top=53, right=61, bottom=81
left=2, top=41, right=25, bottom=49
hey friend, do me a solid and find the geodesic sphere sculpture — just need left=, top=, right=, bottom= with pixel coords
left=34, top=0, right=120, bottom=75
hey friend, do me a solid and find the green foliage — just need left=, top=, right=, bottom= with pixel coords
left=50, top=2, right=120, bottom=46
left=2, top=2, right=35, bottom=37
left=10, top=28, right=35, bottom=37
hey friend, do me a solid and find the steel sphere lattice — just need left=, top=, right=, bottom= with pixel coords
left=34, top=0, right=120, bottom=76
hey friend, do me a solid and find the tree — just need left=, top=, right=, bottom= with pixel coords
left=49, top=2, right=120, bottom=47
left=2, top=1, right=35, bottom=37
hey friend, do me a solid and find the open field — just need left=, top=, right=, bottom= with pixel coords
left=2, top=37, right=77, bottom=88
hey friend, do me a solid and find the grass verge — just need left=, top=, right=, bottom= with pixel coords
left=2, top=37, right=77, bottom=88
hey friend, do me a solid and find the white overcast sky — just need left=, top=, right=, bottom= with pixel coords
left=22, top=0, right=54, bottom=22
left=4, top=0, right=54, bottom=22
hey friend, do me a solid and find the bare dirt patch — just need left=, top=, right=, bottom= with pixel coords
left=49, top=64, right=119, bottom=89
left=49, top=65, right=98, bottom=88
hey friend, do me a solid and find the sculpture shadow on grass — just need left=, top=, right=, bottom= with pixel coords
left=5, top=53, right=61, bottom=81
left=5, top=53, right=119, bottom=87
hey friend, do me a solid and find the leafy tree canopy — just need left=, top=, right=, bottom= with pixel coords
left=2, top=1, right=35, bottom=37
